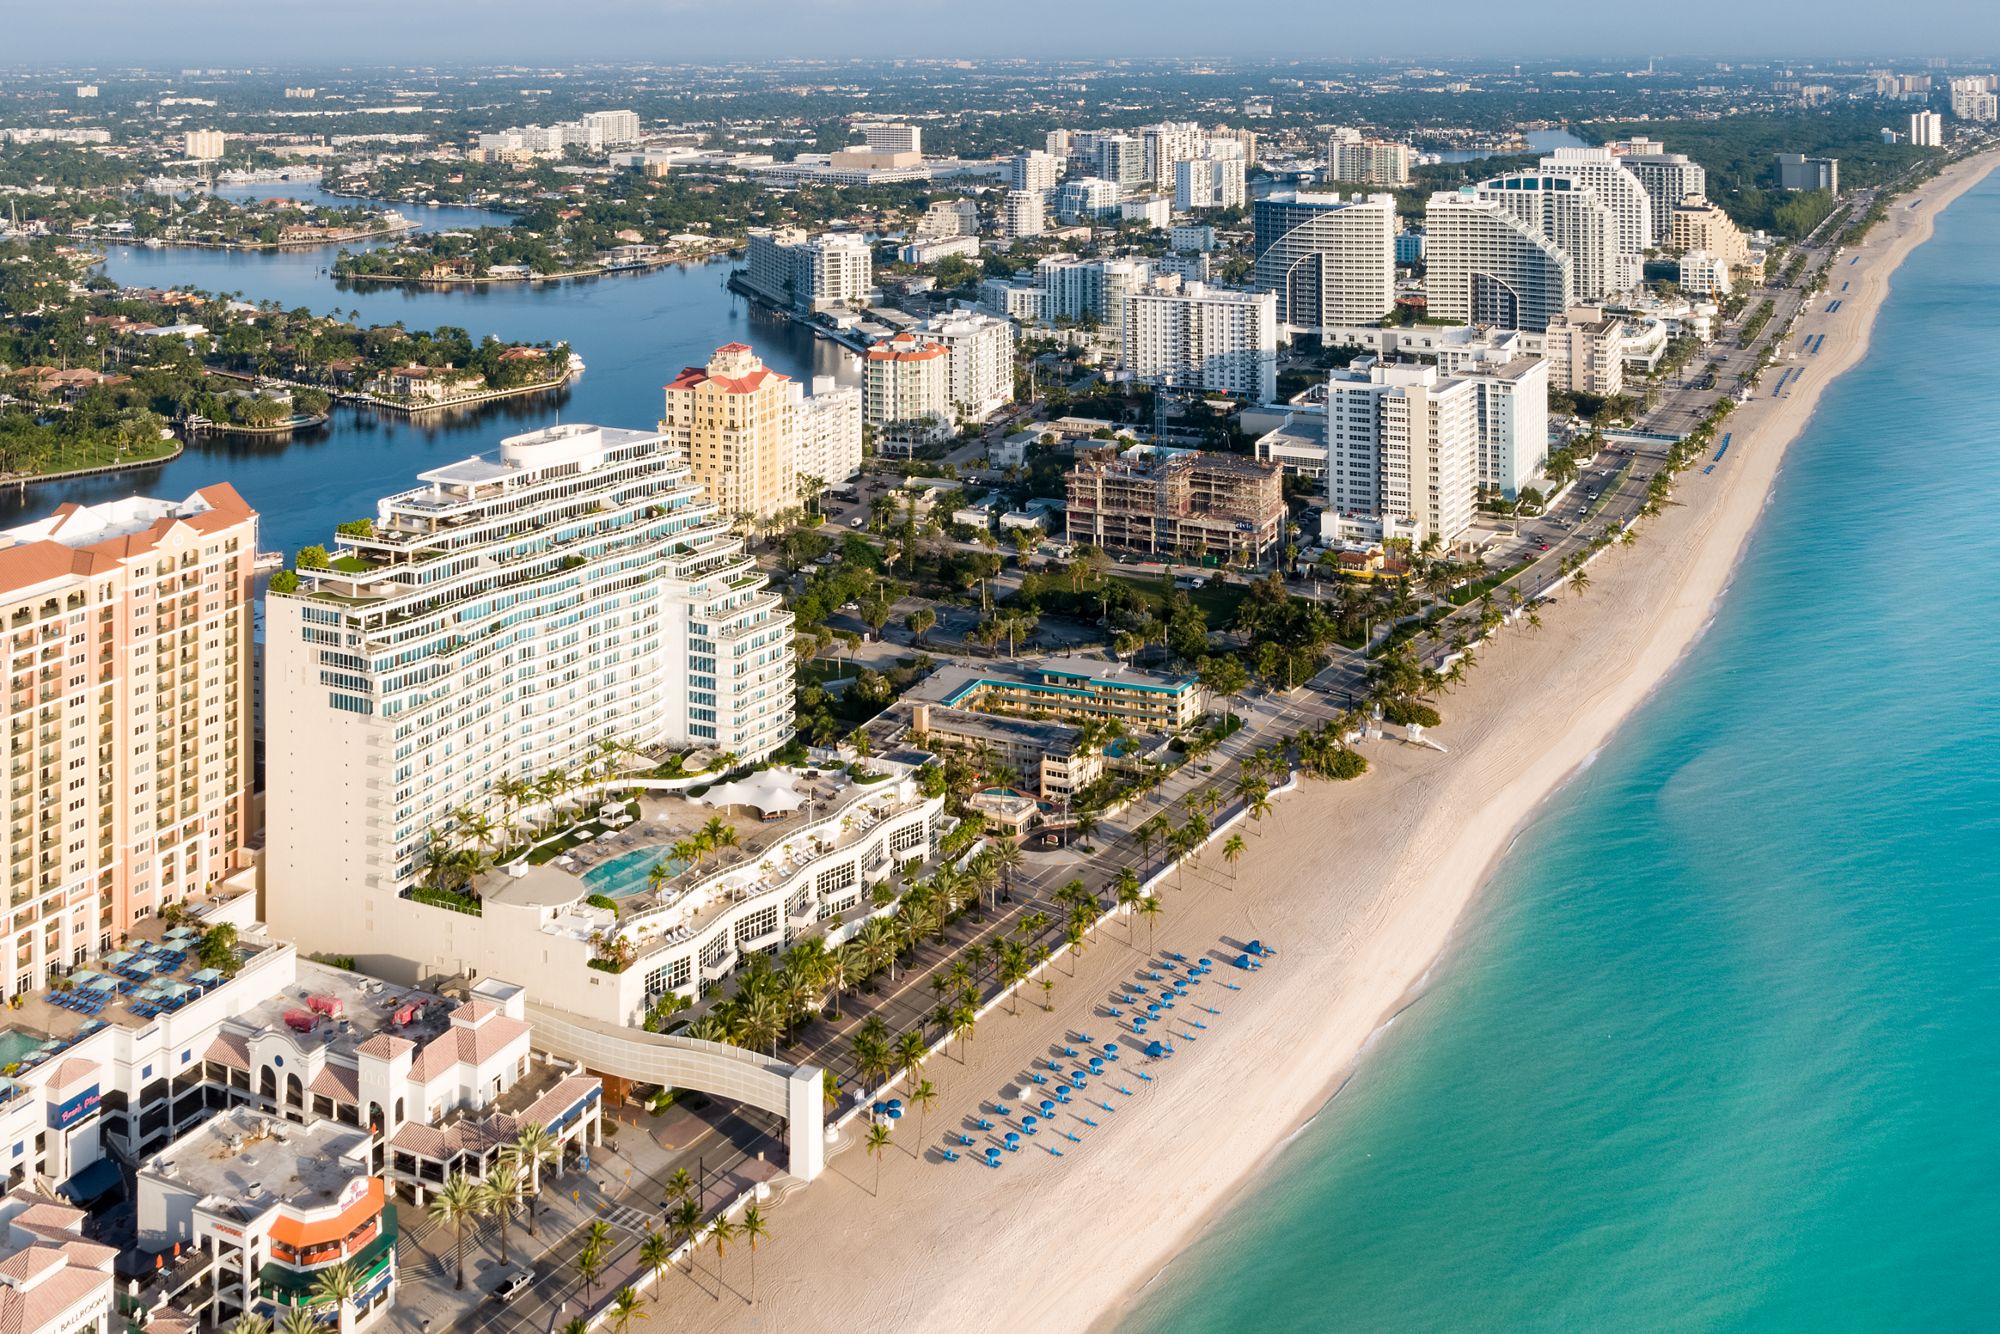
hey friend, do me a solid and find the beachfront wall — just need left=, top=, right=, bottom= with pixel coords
left=527, top=1004, right=825, bottom=1180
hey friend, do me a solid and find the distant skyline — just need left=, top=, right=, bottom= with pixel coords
left=9, top=1, right=2000, bottom=67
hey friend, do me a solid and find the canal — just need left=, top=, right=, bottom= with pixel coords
left=3, top=183, right=859, bottom=555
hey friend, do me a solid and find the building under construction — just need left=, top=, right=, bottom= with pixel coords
left=1065, top=444, right=1286, bottom=566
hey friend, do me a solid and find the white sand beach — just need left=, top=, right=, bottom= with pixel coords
left=649, top=150, right=2000, bottom=1334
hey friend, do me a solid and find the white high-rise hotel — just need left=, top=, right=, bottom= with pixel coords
left=264, top=424, right=793, bottom=962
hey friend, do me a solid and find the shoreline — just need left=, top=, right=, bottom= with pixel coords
left=642, top=149, right=2000, bottom=1334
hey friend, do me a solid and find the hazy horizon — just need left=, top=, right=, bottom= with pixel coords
left=8, top=0, right=2000, bottom=67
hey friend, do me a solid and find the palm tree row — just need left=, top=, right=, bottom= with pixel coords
left=425, top=1121, right=562, bottom=1291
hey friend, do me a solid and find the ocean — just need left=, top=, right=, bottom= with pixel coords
left=1121, top=174, right=2000, bottom=1331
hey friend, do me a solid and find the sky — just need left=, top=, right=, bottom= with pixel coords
left=7, top=0, right=2000, bottom=66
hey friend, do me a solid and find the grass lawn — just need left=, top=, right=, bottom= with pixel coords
left=1108, top=575, right=1248, bottom=625
left=13, top=432, right=178, bottom=478
left=1446, top=558, right=1536, bottom=606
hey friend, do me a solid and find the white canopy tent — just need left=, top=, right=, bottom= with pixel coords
left=695, top=770, right=805, bottom=817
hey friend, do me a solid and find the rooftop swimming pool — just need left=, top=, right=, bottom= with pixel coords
left=581, top=846, right=690, bottom=899
left=0, top=1030, right=47, bottom=1068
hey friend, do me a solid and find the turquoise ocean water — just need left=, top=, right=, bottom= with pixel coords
left=1123, top=174, right=2000, bottom=1332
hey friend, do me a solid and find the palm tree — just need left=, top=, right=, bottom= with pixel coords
left=1247, top=789, right=1274, bottom=834
left=739, top=1204, right=771, bottom=1304
left=910, top=1077, right=938, bottom=1144
left=895, top=1028, right=928, bottom=1079
left=949, top=1002, right=977, bottom=1062
left=310, top=1260, right=364, bottom=1334
left=1222, top=833, right=1246, bottom=888
left=277, top=1309, right=319, bottom=1334
left=865, top=1122, right=894, bottom=1196
left=708, top=1216, right=740, bottom=1299
left=671, top=1199, right=703, bottom=1277
left=577, top=1219, right=612, bottom=1305
left=483, top=1163, right=528, bottom=1265
left=1137, top=895, right=1163, bottom=948
left=638, top=1227, right=673, bottom=1294
left=1115, top=868, right=1144, bottom=943
left=608, top=1286, right=647, bottom=1334
left=230, top=1316, right=274, bottom=1334
left=506, top=1122, right=559, bottom=1237
left=428, top=1172, right=482, bottom=1291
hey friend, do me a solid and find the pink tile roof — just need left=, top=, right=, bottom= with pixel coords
left=408, top=1011, right=529, bottom=1084
left=354, top=1033, right=415, bottom=1061
left=309, top=1065, right=359, bottom=1102
left=202, top=1033, right=250, bottom=1071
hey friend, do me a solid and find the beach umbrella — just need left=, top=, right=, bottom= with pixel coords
left=1233, top=954, right=1252, bottom=970
left=1145, top=1041, right=1166, bottom=1058
left=986, top=1148, right=1002, bottom=1167
left=1040, top=1099, right=1056, bottom=1115
left=1005, top=1131, right=1020, bottom=1144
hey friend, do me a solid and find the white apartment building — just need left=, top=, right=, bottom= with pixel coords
left=1121, top=279, right=1279, bottom=402
left=1176, top=156, right=1246, bottom=211
left=914, top=311, right=1017, bottom=423
left=264, top=424, right=794, bottom=965
left=1037, top=256, right=1154, bottom=340
left=1141, top=121, right=1207, bottom=184
left=1910, top=110, right=1944, bottom=146
left=1094, top=135, right=1144, bottom=191
left=1322, top=361, right=1479, bottom=547
left=1009, top=149, right=1062, bottom=196
left=916, top=198, right=980, bottom=239
left=1171, top=223, right=1217, bottom=252
left=1538, top=147, right=1653, bottom=287
left=1122, top=195, right=1171, bottom=229
left=863, top=333, right=954, bottom=457
left=1252, top=191, right=1397, bottom=329
left=581, top=110, right=641, bottom=145
left=1053, top=177, right=1122, bottom=220
left=979, top=277, right=1046, bottom=322
left=0, top=489, right=258, bottom=1000
left=1003, top=189, right=1045, bottom=241
left=183, top=130, right=225, bottom=160
left=859, top=123, right=922, bottom=155
left=1430, top=339, right=1551, bottom=498
left=741, top=229, right=874, bottom=313
left=1425, top=189, right=1575, bottom=332
left=797, top=377, right=864, bottom=485
left=1950, top=78, right=1999, bottom=121
left=1477, top=172, right=1620, bottom=301
left=1609, top=141, right=1707, bottom=244
left=1679, top=250, right=1733, bottom=298
left=898, top=234, right=980, bottom=265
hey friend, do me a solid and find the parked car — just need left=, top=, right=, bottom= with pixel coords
left=494, top=1271, right=532, bottom=1304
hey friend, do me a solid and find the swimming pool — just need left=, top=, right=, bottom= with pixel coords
left=581, top=846, right=689, bottom=899
left=0, top=1030, right=46, bottom=1068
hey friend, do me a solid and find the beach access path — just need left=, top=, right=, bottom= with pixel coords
left=628, top=149, right=2000, bottom=1334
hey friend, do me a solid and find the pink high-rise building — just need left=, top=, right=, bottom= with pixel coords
left=0, top=485, right=258, bottom=996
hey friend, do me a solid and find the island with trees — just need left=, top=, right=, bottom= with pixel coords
left=0, top=238, right=576, bottom=478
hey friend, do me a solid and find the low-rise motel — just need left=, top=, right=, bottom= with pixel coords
left=911, top=657, right=1208, bottom=733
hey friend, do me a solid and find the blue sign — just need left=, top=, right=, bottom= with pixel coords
left=49, top=1085, right=101, bottom=1131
